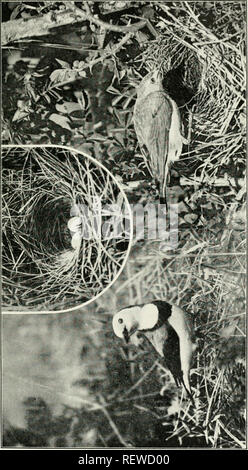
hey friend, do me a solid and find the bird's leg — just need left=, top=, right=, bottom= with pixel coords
left=182, top=380, right=195, bottom=406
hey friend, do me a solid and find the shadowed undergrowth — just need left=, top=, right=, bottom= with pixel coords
left=3, top=202, right=246, bottom=448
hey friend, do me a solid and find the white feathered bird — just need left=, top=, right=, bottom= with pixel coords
left=112, top=300, right=196, bottom=398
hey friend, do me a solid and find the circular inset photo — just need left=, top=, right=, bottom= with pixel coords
left=2, top=145, right=133, bottom=312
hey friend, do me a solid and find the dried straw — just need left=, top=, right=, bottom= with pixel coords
left=2, top=146, right=131, bottom=311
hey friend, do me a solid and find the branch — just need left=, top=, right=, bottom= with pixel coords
left=81, top=1, right=150, bottom=34
left=179, top=176, right=244, bottom=187
left=1, top=8, right=83, bottom=46
left=2, top=2, right=157, bottom=46
left=81, top=32, right=134, bottom=69
left=73, top=1, right=158, bottom=37
left=39, top=33, right=133, bottom=95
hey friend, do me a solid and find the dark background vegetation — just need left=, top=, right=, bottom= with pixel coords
left=2, top=1, right=245, bottom=205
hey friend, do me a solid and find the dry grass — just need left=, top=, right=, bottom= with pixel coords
left=134, top=2, right=245, bottom=197
left=92, top=201, right=246, bottom=447
left=2, top=146, right=131, bottom=312
left=2, top=1, right=246, bottom=449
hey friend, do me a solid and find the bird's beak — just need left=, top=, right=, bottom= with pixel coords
left=123, top=325, right=138, bottom=343
left=123, top=326, right=130, bottom=343
left=154, top=69, right=163, bottom=81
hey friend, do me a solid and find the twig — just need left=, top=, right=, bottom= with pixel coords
left=218, top=420, right=246, bottom=449
left=1, top=8, right=81, bottom=45
left=40, top=32, right=133, bottom=94
left=179, top=176, right=244, bottom=187
left=2, top=1, right=156, bottom=46
left=123, top=360, right=159, bottom=397
left=81, top=1, right=157, bottom=36
left=98, top=394, right=130, bottom=447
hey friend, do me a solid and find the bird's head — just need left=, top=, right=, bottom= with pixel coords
left=112, top=304, right=159, bottom=343
left=136, top=69, right=163, bottom=98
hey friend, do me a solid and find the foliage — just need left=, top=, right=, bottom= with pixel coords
left=2, top=1, right=246, bottom=449
left=2, top=1, right=246, bottom=205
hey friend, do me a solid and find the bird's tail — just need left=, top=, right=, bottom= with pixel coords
left=159, top=162, right=170, bottom=212
left=159, top=195, right=168, bottom=214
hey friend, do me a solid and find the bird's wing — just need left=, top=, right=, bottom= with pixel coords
left=168, top=305, right=194, bottom=341
left=147, top=93, right=172, bottom=181
left=144, top=323, right=168, bottom=358
left=163, top=324, right=194, bottom=401
left=143, top=320, right=183, bottom=386
left=134, top=92, right=172, bottom=183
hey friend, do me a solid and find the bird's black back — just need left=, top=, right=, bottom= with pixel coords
left=151, top=300, right=184, bottom=385
left=151, top=300, right=172, bottom=327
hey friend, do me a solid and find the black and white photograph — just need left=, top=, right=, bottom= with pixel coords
left=1, top=0, right=247, bottom=453
left=2, top=145, right=132, bottom=312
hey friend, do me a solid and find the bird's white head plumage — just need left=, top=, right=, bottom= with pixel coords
left=112, top=303, right=159, bottom=341
left=136, top=70, right=163, bottom=98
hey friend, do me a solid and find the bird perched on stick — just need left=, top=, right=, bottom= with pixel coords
left=133, top=69, right=188, bottom=208
left=112, top=300, right=196, bottom=399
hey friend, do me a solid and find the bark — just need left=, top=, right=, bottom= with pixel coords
left=1, top=8, right=85, bottom=46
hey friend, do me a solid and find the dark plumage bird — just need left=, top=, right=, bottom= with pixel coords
left=133, top=70, right=187, bottom=207
left=112, top=300, right=196, bottom=398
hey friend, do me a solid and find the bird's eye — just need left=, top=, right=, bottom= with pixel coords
left=151, top=77, right=155, bottom=83
left=118, top=318, right=123, bottom=324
